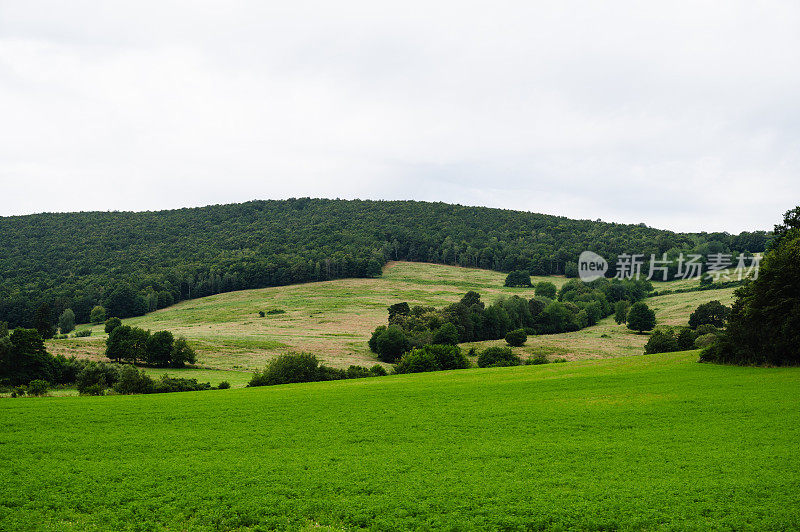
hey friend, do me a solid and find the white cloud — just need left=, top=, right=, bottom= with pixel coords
left=1, top=0, right=798, bottom=231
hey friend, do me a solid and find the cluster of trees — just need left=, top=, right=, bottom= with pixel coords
left=248, top=353, right=387, bottom=387
left=701, top=207, right=800, bottom=366
left=370, top=277, right=654, bottom=362
left=104, top=319, right=196, bottom=367
left=0, top=198, right=768, bottom=329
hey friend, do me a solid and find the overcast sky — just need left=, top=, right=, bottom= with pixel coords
left=1, top=1, right=798, bottom=232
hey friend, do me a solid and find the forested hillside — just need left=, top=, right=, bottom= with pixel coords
left=0, top=198, right=768, bottom=327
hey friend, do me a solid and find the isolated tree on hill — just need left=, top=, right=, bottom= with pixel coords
left=33, top=303, right=55, bottom=340
left=58, top=308, right=75, bottom=334
left=688, top=301, right=731, bottom=329
left=626, top=302, right=656, bottom=333
left=702, top=207, right=800, bottom=365
left=505, top=328, right=527, bottom=347
left=534, top=281, right=557, bottom=299
left=504, top=270, right=532, bottom=287
left=170, top=337, right=197, bottom=368
left=614, top=300, right=630, bottom=324
left=89, top=306, right=106, bottom=324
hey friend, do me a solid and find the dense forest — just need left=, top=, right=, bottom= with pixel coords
left=0, top=198, right=769, bottom=328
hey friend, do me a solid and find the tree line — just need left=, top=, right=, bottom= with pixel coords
left=0, top=199, right=768, bottom=329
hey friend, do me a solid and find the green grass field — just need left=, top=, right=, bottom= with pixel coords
left=2, top=352, right=799, bottom=530
left=46, top=262, right=736, bottom=371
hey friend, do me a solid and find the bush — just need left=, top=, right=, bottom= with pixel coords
left=153, top=376, right=212, bottom=393
left=27, top=379, right=49, bottom=396
left=395, top=345, right=469, bottom=374
left=676, top=328, right=697, bottom=350
left=374, top=325, right=411, bottom=363
left=694, top=333, right=718, bottom=349
left=477, top=347, right=521, bottom=368
left=258, top=311, right=266, bottom=317
left=626, top=302, right=656, bottom=333
left=114, top=365, right=155, bottom=394
left=504, top=328, right=527, bottom=347
left=11, top=385, right=26, bottom=398
left=346, top=365, right=372, bottom=379
left=58, top=309, right=75, bottom=334
left=369, top=364, right=387, bottom=377
left=104, top=317, right=122, bottom=334
left=644, top=330, right=680, bottom=354
left=266, top=309, right=285, bottom=315
left=217, top=381, right=231, bottom=389
left=525, top=354, right=549, bottom=365
left=695, top=324, right=720, bottom=336
left=248, top=353, right=325, bottom=387
left=73, top=330, right=92, bottom=337
left=534, top=281, right=557, bottom=299
left=76, top=362, right=119, bottom=395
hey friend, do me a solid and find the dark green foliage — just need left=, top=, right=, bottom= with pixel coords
left=33, top=304, right=55, bottom=340
left=266, top=309, right=285, bottom=315
left=369, top=364, right=387, bottom=377
left=525, top=354, right=550, bottom=365
left=614, top=300, right=630, bottom=324
left=170, top=337, right=196, bottom=368
left=368, top=326, right=386, bottom=353
left=644, top=330, right=680, bottom=354
left=27, top=379, right=49, bottom=397
left=700, top=275, right=713, bottom=286
left=694, top=333, right=718, bottom=348
left=0, top=321, right=7, bottom=338
left=477, top=346, right=521, bottom=368
left=505, top=328, right=527, bottom=347
left=58, top=309, right=75, bottom=334
left=89, top=305, right=106, bottom=324
left=217, top=381, right=231, bottom=389
left=258, top=311, right=266, bottom=318
left=247, top=353, right=369, bottom=386
left=431, top=322, right=459, bottom=346
left=146, top=330, right=174, bottom=367
left=676, top=328, right=697, bottom=350
left=394, top=344, right=469, bottom=374
left=76, top=362, right=119, bottom=395
left=152, top=376, right=211, bottom=393
left=374, top=325, right=411, bottom=363
left=387, top=302, right=411, bottom=321
left=537, top=302, right=578, bottom=334
left=104, top=317, right=122, bottom=334
left=688, top=300, right=731, bottom=329
left=534, top=281, right=557, bottom=299
left=105, top=326, right=149, bottom=364
left=346, top=365, right=372, bottom=379
left=627, top=302, right=656, bottom=333
left=701, top=209, right=800, bottom=366
left=504, top=270, right=532, bottom=287
left=0, top=329, right=51, bottom=385
left=74, top=329, right=92, bottom=337
left=114, top=366, right=155, bottom=394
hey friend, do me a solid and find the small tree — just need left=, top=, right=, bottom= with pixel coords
left=375, top=325, right=410, bottom=363
left=626, top=302, right=656, bottom=333
left=431, top=322, right=459, bottom=345
left=534, top=281, right=557, bottom=299
left=505, top=328, right=527, bottom=347
left=170, top=336, right=196, bottom=368
left=114, top=365, right=155, bottom=394
left=688, top=300, right=731, bottom=329
left=89, top=306, right=106, bottom=324
left=104, top=317, right=122, bottom=334
left=504, top=270, right=532, bottom=287
left=644, top=330, right=679, bottom=354
left=146, top=330, right=174, bottom=367
left=27, top=379, right=49, bottom=397
left=58, top=308, right=75, bottom=334
left=614, top=300, right=630, bottom=325
left=477, top=347, right=521, bottom=368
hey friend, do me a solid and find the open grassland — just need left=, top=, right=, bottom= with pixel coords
left=46, top=262, right=737, bottom=370
left=2, top=352, right=799, bottom=531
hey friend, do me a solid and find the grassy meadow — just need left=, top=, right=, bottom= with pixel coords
left=2, top=352, right=799, bottom=530
left=46, top=262, right=735, bottom=374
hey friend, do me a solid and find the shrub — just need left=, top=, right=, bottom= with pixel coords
left=346, top=365, right=372, bottom=379
left=153, top=376, right=211, bottom=393
left=374, top=325, right=411, bottom=363
left=694, top=333, right=718, bottom=349
left=644, top=330, right=680, bottom=354
left=431, top=323, right=459, bottom=346
left=505, top=328, right=527, bottom=347
left=369, top=364, right=387, bottom=377
left=104, top=317, right=122, bottom=334
left=217, top=381, right=231, bottom=389
left=258, top=311, right=266, bottom=317
left=248, top=353, right=324, bottom=387
left=676, top=328, right=697, bottom=350
left=477, top=347, right=520, bottom=368
left=504, top=270, right=532, bottom=287
left=76, top=362, right=119, bottom=395
left=534, top=281, right=557, bottom=299
left=27, top=379, right=49, bottom=396
left=266, top=309, right=285, bottom=315
left=614, top=300, right=630, bottom=324
left=395, top=345, right=469, bottom=374
left=170, top=337, right=196, bottom=368
left=695, top=324, right=720, bottom=336
left=11, top=385, right=26, bottom=398
left=114, top=366, right=155, bottom=394
left=73, top=330, right=92, bottom=337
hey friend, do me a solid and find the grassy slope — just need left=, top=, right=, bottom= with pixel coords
left=46, top=261, right=737, bottom=372
left=2, top=352, right=799, bottom=530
